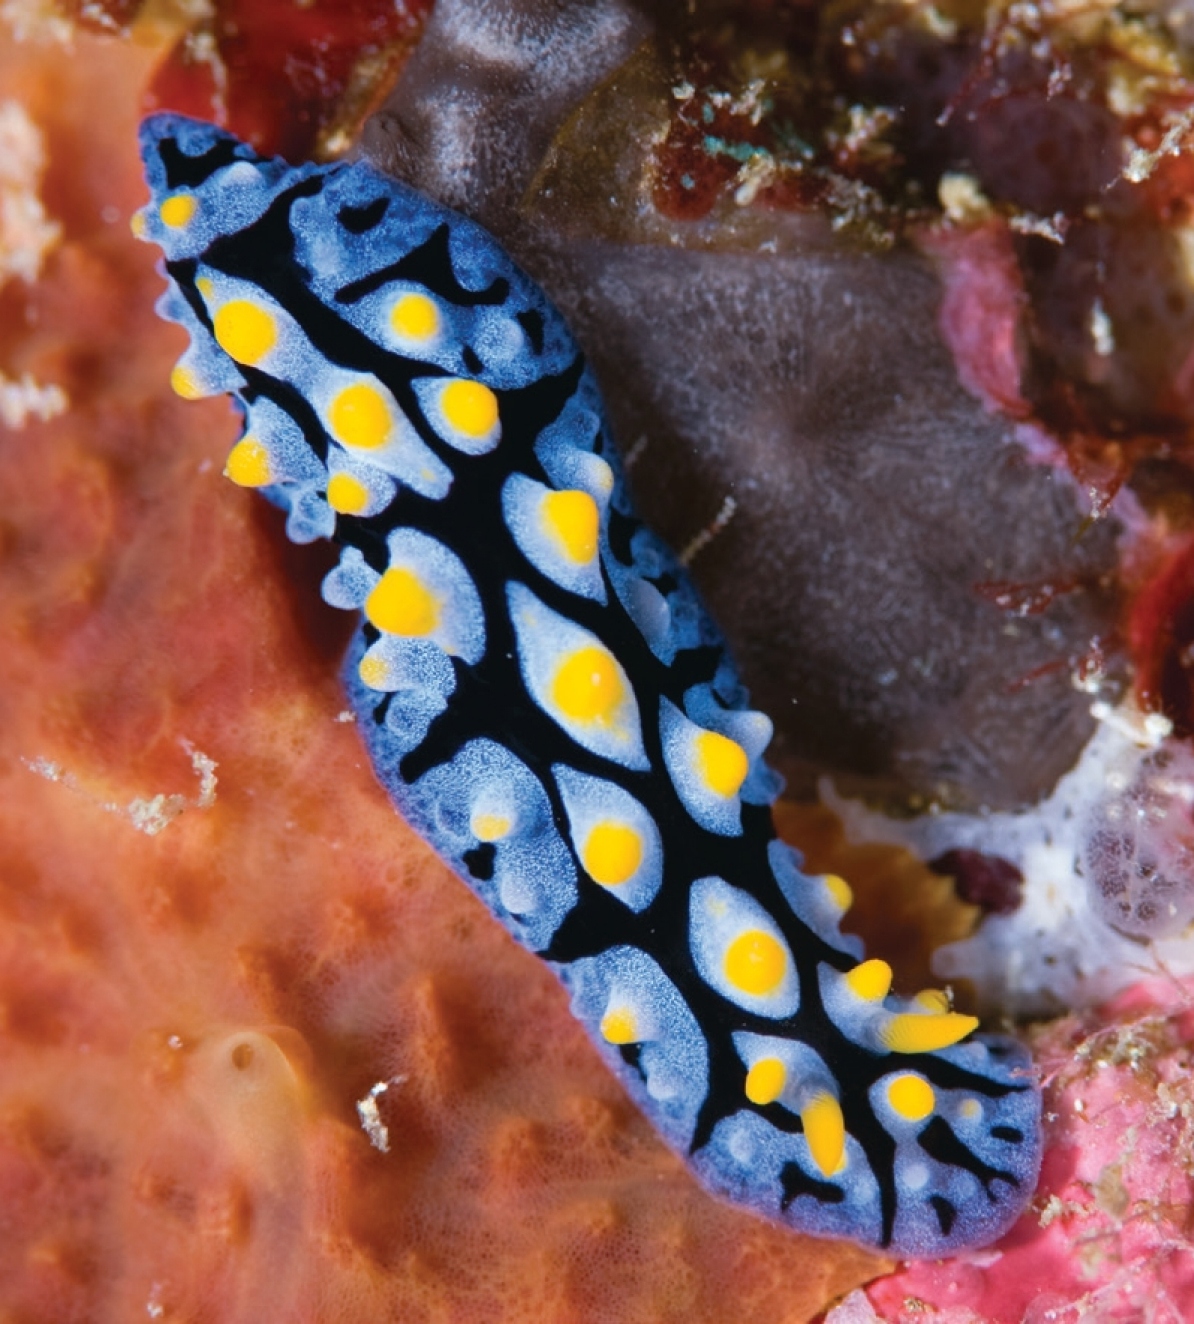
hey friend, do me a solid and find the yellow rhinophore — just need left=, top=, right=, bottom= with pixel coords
left=801, top=1092, right=846, bottom=1177
left=883, top=1012, right=979, bottom=1054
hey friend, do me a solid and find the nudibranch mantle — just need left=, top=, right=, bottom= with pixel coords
left=136, top=113, right=1041, bottom=1257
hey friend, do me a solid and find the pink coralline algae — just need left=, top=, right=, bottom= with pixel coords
left=867, top=979, right=1194, bottom=1323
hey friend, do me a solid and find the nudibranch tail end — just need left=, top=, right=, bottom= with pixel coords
left=136, top=111, right=1042, bottom=1258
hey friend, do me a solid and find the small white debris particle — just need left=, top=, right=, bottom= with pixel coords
left=357, top=1076, right=407, bottom=1153
left=1090, top=298, right=1115, bottom=357
left=679, top=494, right=738, bottom=566
left=23, top=739, right=218, bottom=834
left=0, top=369, right=67, bottom=428
left=0, top=98, right=61, bottom=287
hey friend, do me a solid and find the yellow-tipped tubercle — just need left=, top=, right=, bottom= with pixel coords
left=843, top=958, right=893, bottom=1002
left=744, top=1057, right=786, bottom=1106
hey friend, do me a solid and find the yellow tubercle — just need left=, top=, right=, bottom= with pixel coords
left=471, top=812, right=511, bottom=842
left=823, top=873, right=853, bottom=912
left=801, top=1092, right=846, bottom=1177
left=358, top=653, right=391, bottom=690
left=882, top=1012, right=979, bottom=1054
left=600, top=1007, right=638, bottom=1045
left=959, top=1098, right=983, bottom=1121
left=195, top=275, right=215, bottom=300
left=441, top=379, right=498, bottom=438
left=542, top=489, right=599, bottom=564
left=724, top=929, right=788, bottom=996
left=129, top=209, right=147, bottom=238
left=843, top=958, right=893, bottom=1002
left=582, top=822, right=642, bottom=887
left=744, top=1057, right=786, bottom=1106
left=694, top=729, right=749, bottom=799
left=159, top=194, right=196, bottom=228
left=329, top=382, right=392, bottom=450
left=886, top=1073, right=936, bottom=1121
left=391, top=292, right=440, bottom=341
left=365, top=568, right=438, bottom=637
left=213, top=299, right=278, bottom=366
left=170, top=364, right=204, bottom=399
left=552, top=645, right=624, bottom=724
left=327, top=472, right=370, bottom=515
left=224, top=437, right=272, bottom=487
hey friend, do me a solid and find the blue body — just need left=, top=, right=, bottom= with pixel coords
left=137, top=114, right=1041, bottom=1256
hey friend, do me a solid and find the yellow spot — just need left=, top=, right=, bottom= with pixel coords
left=542, top=489, right=599, bottom=564
left=224, top=437, right=271, bottom=487
left=441, top=379, right=498, bottom=438
left=391, top=292, right=440, bottom=341
left=170, top=364, right=203, bottom=399
left=744, top=1057, right=786, bottom=1106
left=600, top=1007, right=637, bottom=1045
left=196, top=275, right=215, bottom=300
left=694, top=729, right=749, bottom=799
left=129, top=210, right=147, bottom=238
left=582, top=822, right=642, bottom=887
left=358, top=652, right=391, bottom=689
left=882, top=1012, right=979, bottom=1054
left=823, top=873, right=853, bottom=912
left=552, top=646, right=624, bottom=724
left=327, top=472, right=370, bottom=515
left=724, top=929, right=788, bottom=997
left=213, top=299, right=278, bottom=366
left=472, top=813, right=511, bottom=842
left=159, top=194, right=196, bottom=228
left=843, top=958, right=893, bottom=1002
left=802, top=1092, right=846, bottom=1177
left=959, top=1098, right=983, bottom=1121
left=329, top=382, right=392, bottom=450
left=914, top=988, right=951, bottom=1014
left=365, top=568, right=438, bottom=637
left=887, top=1074, right=936, bottom=1121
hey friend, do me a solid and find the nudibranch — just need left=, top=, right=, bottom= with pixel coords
left=135, top=114, right=1041, bottom=1257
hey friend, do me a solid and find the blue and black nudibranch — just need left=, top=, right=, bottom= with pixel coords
left=135, top=113, right=1042, bottom=1257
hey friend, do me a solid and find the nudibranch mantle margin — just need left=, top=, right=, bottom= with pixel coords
left=135, top=112, right=1041, bottom=1258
